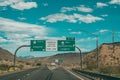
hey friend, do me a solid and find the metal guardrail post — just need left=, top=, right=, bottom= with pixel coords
left=13, top=45, right=30, bottom=70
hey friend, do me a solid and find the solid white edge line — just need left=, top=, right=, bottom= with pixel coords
left=64, top=68, right=84, bottom=80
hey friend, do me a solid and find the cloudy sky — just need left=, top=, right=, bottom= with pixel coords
left=0, top=0, right=120, bottom=57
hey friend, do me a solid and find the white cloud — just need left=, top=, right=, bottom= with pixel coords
left=0, top=36, right=7, bottom=42
left=70, top=31, right=82, bottom=34
left=77, top=5, right=93, bottom=12
left=78, top=37, right=96, bottom=42
left=73, top=13, right=104, bottom=23
left=80, top=47, right=90, bottom=52
left=0, top=17, right=49, bottom=42
left=96, top=2, right=108, bottom=8
left=42, top=36, right=66, bottom=40
left=61, top=5, right=93, bottom=13
left=0, top=17, right=52, bottom=54
left=0, top=0, right=37, bottom=10
left=61, top=7, right=76, bottom=12
left=18, top=17, right=26, bottom=20
left=101, top=14, right=108, bottom=17
left=109, top=0, right=120, bottom=5
left=6, top=33, right=30, bottom=40
left=40, top=13, right=104, bottom=24
left=93, top=29, right=109, bottom=35
left=11, top=1, right=37, bottom=10
left=40, top=13, right=64, bottom=23
left=99, top=29, right=109, bottom=33
left=0, top=0, right=21, bottom=6
left=43, top=3, right=48, bottom=6
left=68, top=28, right=72, bottom=31
left=40, top=13, right=77, bottom=23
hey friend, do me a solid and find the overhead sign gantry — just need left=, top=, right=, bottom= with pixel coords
left=13, top=37, right=82, bottom=70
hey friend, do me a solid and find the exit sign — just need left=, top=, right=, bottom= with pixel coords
left=58, top=40, right=75, bottom=51
left=30, top=40, right=46, bottom=51
left=30, top=37, right=75, bottom=51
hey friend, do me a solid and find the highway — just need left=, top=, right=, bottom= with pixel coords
left=0, top=66, right=92, bottom=80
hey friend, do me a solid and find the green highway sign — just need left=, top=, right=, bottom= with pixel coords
left=30, top=40, right=46, bottom=51
left=58, top=40, right=75, bottom=51
left=30, top=37, right=75, bottom=51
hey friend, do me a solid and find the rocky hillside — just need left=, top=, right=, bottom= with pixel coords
left=0, top=47, right=36, bottom=73
left=0, top=47, right=14, bottom=61
left=83, top=42, right=120, bottom=69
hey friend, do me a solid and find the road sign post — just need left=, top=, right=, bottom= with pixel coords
left=75, top=46, right=82, bottom=70
left=14, top=45, right=30, bottom=71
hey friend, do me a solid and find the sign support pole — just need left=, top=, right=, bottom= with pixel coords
left=75, top=46, right=82, bottom=70
left=14, top=45, right=30, bottom=71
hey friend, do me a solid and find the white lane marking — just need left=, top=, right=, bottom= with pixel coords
left=26, top=73, right=30, bottom=76
left=64, top=68, right=84, bottom=80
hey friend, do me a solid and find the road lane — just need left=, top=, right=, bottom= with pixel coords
left=64, top=68, right=84, bottom=80
left=50, top=67, right=82, bottom=80
left=0, top=66, right=51, bottom=80
left=0, top=66, right=92, bottom=80
left=0, top=68, right=40, bottom=80
left=22, top=66, right=51, bottom=80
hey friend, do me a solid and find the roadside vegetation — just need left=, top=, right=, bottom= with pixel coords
left=99, top=66, right=120, bottom=77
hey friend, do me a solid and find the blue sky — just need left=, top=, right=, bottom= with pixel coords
left=0, top=0, right=120, bottom=57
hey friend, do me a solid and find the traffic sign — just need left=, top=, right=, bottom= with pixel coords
left=30, top=37, right=75, bottom=51
left=30, top=40, right=46, bottom=51
left=58, top=39, right=75, bottom=51
left=46, top=40, right=58, bottom=51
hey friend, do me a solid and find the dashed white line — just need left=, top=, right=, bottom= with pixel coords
left=26, top=73, right=30, bottom=76
left=64, top=68, right=84, bottom=80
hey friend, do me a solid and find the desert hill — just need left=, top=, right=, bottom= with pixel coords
left=83, top=42, right=120, bottom=69
left=40, top=53, right=86, bottom=64
left=0, top=47, right=13, bottom=61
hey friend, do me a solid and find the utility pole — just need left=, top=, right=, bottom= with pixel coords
left=96, top=36, right=99, bottom=72
left=112, top=29, right=114, bottom=43
left=78, top=29, right=99, bottom=71
left=112, top=29, right=114, bottom=53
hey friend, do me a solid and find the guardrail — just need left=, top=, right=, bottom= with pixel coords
left=72, top=69, right=120, bottom=80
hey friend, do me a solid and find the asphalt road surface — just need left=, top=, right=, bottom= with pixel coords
left=0, top=66, right=92, bottom=80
